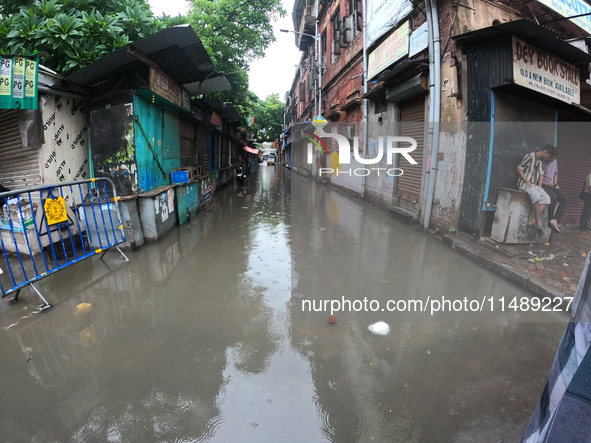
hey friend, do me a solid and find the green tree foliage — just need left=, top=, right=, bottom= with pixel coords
left=251, top=93, right=284, bottom=142
left=187, top=0, right=285, bottom=111
left=0, top=0, right=163, bottom=74
left=0, top=0, right=285, bottom=126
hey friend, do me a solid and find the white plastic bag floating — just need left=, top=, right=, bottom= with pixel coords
left=368, top=321, right=389, bottom=335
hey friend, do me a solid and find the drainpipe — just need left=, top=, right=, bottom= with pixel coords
left=423, top=0, right=442, bottom=230
left=362, top=0, right=369, bottom=196
left=315, top=0, right=321, bottom=117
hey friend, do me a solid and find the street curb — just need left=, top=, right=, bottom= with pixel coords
left=442, top=234, right=563, bottom=299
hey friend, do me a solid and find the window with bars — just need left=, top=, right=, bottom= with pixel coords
left=332, top=10, right=341, bottom=62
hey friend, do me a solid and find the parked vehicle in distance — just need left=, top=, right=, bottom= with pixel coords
left=267, top=155, right=275, bottom=165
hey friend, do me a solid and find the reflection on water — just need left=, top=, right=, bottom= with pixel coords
left=0, top=165, right=567, bottom=442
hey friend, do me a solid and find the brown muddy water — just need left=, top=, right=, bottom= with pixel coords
left=0, top=164, right=568, bottom=442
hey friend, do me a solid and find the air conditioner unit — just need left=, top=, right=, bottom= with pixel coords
left=305, top=5, right=317, bottom=16
left=356, top=0, right=363, bottom=31
left=341, top=16, right=354, bottom=47
left=333, top=18, right=342, bottom=55
left=333, top=39, right=341, bottom=56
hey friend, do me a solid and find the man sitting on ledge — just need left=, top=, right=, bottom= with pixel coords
left=516, top=144, right=556, bottom=236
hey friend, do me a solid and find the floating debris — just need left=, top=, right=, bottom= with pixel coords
left=76, top=303, right=92, bottom=313
left=368, top=321, right=389, bottom=335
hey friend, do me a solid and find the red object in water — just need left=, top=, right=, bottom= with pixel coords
left=328, top=316, right=337, bottom=324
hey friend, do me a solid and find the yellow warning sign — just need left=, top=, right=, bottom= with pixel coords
left=44, top=196, right=67, bottom=225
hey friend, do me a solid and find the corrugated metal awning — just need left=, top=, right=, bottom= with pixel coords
left=184, top=76, right=231, bottom=96
left=197, top=98, right=242, bottom=122
left=63, top=25, right=230, bottom=94
left=454, top=19, right=591, bottom=66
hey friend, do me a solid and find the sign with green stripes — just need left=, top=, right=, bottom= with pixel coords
left=0, top=56, right=39, bottom=110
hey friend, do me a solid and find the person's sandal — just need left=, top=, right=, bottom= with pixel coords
left=548, top=222, right=561, bottom=234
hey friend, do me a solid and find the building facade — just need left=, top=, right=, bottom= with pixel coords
left=286, top=0, right=591, bottom=237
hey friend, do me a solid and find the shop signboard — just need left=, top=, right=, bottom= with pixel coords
left=409, top=22, right=428, bottom=57
left=0, top=55, right=38, bottom=109
left=149, top=68, right=190, bottom=110
left=368, top=21, right=409, bottom=80
left=512, top=36, right=580, bottom=104
left=210, top=111, right=222, bottom=130
left=535, top=0, right=591, bottom=35
left=366, top=0, right=412, bottom=47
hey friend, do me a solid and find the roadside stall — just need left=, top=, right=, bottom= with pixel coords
left=63, top=26, right=232, bottom=241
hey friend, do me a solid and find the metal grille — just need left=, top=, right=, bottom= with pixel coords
left=0, top=109, right=41, bottom=189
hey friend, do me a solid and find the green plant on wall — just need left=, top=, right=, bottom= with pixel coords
left=105, top=123, right=135, bottom=166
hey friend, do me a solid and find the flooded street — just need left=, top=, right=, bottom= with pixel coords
left=0, top=164, right=568, bottom=442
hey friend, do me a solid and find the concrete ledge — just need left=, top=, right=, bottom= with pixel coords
left=443, top=234, right=563, bottom=299
left=389, top=206, right=415, bottom=224
left=329, top=182, right=363, bottom=199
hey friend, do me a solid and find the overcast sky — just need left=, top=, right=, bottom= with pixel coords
left=148, top=0, right=302, bottom=102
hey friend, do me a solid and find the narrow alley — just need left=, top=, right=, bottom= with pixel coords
left=0, top=165, right=568, bottom=442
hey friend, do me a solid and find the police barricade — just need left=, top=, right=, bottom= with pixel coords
left=0, top=178, right=128, bottom=309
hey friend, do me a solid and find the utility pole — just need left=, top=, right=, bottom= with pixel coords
left=280, top=28, right=322, bottom=117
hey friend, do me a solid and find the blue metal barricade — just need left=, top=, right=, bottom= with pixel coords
left=0, top=178, right=129, bottom=309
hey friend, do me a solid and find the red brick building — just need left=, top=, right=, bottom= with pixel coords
left=285, top=0, right=591, bottom=236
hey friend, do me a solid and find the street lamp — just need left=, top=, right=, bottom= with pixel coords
left=280, top=27, right=322, bottom=118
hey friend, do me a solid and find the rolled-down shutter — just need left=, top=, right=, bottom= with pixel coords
left=0, top=109, right=41, bottom=189
left=396, top=97, right=425, bottom=203
left=557, top=122, right=591, bottom=224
